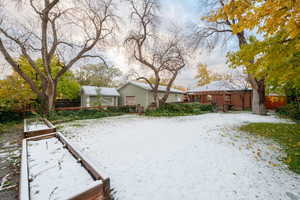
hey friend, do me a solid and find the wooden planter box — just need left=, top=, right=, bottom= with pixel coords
left=23, top=118, right=56, bottom=138
left=20, top=132, right=110, bottom=200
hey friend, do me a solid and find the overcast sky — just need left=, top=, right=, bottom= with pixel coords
left=104, top=0, right=233, bottom=88
left=0, top=0, right=235, bottom=88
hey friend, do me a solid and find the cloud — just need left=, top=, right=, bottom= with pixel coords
left=103, top=0, right=230, bottom=87
left=0, top=0, right=231, bottom=88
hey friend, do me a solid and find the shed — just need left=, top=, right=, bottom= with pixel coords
left=118, top=81, right=185, bottom=108
left=81, top=86, right=120, bottom=107
left=187, top=80, right=252, bottom=110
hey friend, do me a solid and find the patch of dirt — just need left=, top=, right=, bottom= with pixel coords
left=0, top=123, right=22, bottom=200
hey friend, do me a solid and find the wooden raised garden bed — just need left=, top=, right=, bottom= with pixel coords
left=23, top=118, right=56, bottom=138
left=20, top=132, right=110, bottom=200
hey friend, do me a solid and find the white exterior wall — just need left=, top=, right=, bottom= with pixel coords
left=148, top=92, right=184, bottom=105
left=81, top=95, right=118, bottom=107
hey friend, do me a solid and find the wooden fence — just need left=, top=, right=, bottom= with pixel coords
left=55, top=99, right=80, bottom=108
left=265, top=96, right=287, bottom=109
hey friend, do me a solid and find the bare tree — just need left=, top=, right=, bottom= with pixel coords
left=193, top=0, right=266, bottom=115
left=0, top=0, right=116, bottom=114
left=125, top=0, right=188, bottom=108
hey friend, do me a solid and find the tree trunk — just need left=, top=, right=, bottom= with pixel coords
left=249, top=77, right=266, bottom=115
left=39, top=79, right=57, bottom=115
left=153, top=92, right=160, bottom=108
left=237, top=32, right=266, bottom=115
left=159, top=91, right=170, bottom=106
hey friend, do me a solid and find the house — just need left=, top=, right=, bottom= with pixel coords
left=118, top=81, right=185, bottom=108
left=81, top=86, right=120, bottom=107
left=187, top=80, right=252, bottom=110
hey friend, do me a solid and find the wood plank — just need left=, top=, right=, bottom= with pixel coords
left=19, top=140, right=30, bottom=200
left=42, top=118, right=56, bottom=129
left=25, top=133, right=57, bottom=141
left=69, top=181, right=103, bottom=200
left=23, top=118, right=56, bottom=139
left=57, top=133, right=104, bottom=181
left=20, top=132, right=110, bottom=200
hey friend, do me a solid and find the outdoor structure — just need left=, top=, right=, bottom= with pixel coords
left=118, top=81, right=185, bottom=108
left=81, top=86, right=120, bottom=107
left=187, top=80, right=252, bottom=110
left=23, top=118, right=56, bottom=138
left=20, top=132, right=110, bottom=200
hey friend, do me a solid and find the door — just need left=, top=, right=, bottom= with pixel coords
left=125, top=96, right=136, bottom=105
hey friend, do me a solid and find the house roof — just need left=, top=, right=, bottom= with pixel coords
left=187, top=80, right=251, bottom=93
left=81, top=86, right=120, bottom=96
left=119, top=81, right=185, bottom=94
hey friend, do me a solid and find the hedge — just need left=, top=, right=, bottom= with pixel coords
left=276, top=103, right=300, bottom=121
left=145, top=103, right=213, bottom=117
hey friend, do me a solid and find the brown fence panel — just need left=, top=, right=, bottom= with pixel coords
left=265, top=96, right=287, bottom=109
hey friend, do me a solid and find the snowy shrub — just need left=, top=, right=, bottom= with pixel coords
left=48, top=109, right=122, bottom=123
left=106, top=105, right=137, bottom=113
left=145, top=103, right=213, bottom=116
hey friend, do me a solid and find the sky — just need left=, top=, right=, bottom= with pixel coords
left=0, top=0, right=235, bottom=88
left=103, top=0, right=233, bottom=88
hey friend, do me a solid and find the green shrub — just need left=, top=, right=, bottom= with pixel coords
left=106, top=105, right=137, bottom=113
left=0, top=111, right=22, bottom=123
left=276, top=103, right=300, bottom=121
left=48, top=109, right=123, bottom=124
left=145, top=103, right=213, bottom=117
left=0, top=110, right=33, bottom=123
left=0, top=121, right=22, bottom=134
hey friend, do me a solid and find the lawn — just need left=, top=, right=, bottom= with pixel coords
left=240, top=123, right=300, bottom=174
left=61, top=113, right=300, bottom=200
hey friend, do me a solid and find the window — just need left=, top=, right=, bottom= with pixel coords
left=125, top=96, right=136, bottom=105
left=207, top=95, right=212, bottom=101
left=102, top=97, right=114, bottom=106
left=86, top=96, right=90, bottom=107
left=224, top=95, right=231, bottom=102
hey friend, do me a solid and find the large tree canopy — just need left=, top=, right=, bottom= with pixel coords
left=75, top=64, right=122, bottom=87
left=0, top=56, right=80, bottom=111
left=18, top=56, right=80, bottom=99
left=0, top=73, right=36, bottom=111
left=221, top=0, right=300, bottom=97
left=196, top=0, right=299, bottom=114
left=210, top=0, right=300, bottom=39
left=125, top=0, right=189, bottom=108
left=228, top=33, right=300, bottom=92
left=0, top=0, right=116, bottom=114
left=194, top=63, right=233, bottom=86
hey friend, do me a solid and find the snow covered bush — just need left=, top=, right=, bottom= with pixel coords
left=106, top=105, right=137, bottom=113
left=145, top=103, right=213, bottom=116
left=48, top=109, right=123, bottom=123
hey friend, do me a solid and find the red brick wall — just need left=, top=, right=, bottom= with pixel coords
left=188, top=91, right=252, bottom=110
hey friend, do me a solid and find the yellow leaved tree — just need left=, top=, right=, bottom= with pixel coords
left=0, top=73, right=36, bottom=111
left=198, top=0, right=300, bottom=114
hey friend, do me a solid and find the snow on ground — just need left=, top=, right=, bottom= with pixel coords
left=61, top=113, right=300, bottom=200
left=27, top=122, right=49, bottom=132
left=27, top=137, right=95, bottom=200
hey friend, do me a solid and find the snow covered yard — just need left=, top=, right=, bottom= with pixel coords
left=27, top=137, right=95, bottom=200
left=61, top=113, right=300, bottom=200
